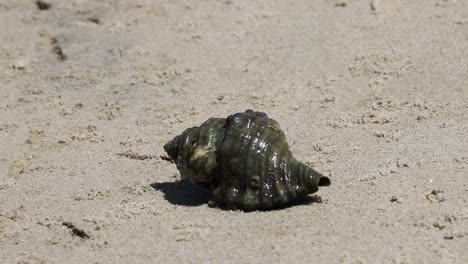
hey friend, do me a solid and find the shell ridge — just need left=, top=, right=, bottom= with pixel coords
left=280, top=153, right=295, bottom=201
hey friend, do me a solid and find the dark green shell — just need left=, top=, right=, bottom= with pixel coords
left=163, top=110, right=330, bottom=210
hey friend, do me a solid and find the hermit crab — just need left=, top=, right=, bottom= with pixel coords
left=163, top=110, right=331, bottom=210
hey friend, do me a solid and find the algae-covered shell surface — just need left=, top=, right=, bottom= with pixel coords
left=163, top=110, right=331, bottom=210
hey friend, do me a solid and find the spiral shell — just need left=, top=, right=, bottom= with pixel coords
left=163, top=110, right=331, bottom=210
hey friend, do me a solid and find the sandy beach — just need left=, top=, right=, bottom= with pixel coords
left=1, top=0, right=467, bottom=263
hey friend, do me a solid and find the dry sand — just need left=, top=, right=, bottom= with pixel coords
left=1, top=0, right=467, bottom=263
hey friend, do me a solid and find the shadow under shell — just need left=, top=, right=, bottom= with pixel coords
left=150, top=181, right=325, bottom=211
left=150, top=181, right=211, bottom=207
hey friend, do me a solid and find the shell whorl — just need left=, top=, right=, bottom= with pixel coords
left=163, top=117, right=225, bottom=184
left=164, top=110, right=331, bottom=210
